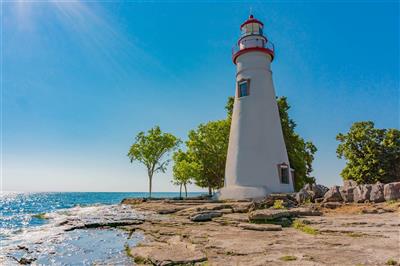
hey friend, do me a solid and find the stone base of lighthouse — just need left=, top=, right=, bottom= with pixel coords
left=217, top=185, right=270, bottom=200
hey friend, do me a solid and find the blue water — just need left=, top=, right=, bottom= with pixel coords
left=0, top=192, right=201, bottom=239
left=0, top=192, right=203, bottom=265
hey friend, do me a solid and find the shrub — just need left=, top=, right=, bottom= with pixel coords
left=386, top=259, right=397, bottom=265
left=273, top=200, right=285, bottom=209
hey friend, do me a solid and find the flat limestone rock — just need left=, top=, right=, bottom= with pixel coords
left=157, top=207, right=186, bottom=214
left=126, top=199, right=400, bottom=266
left=230, top=202, right=253, bottom=213
left=130, top=238, right=207, bottom=266
left=190, top=211, right=222, bottom=222
left=322, top=202, right=342, bottom=209
left=121, top=198, right=146, bottom=205
left=238, top=223, right=282, bottom=231
left=248, top=209, right=291, bottom=221
left=288, top=207, right=322, bottom=216
left=248, top=207, right=322, bottom=222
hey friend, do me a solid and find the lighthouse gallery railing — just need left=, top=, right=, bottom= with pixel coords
left=232, top=39, right=274, bottom=55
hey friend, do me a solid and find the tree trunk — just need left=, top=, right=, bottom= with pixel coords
left=208, top=186, right=212, bottom=196
left=184, top=183, right=187, bottom=198
left=179, top=184, right=182, bottom=198
left=149, top=175, right=153, bottom=198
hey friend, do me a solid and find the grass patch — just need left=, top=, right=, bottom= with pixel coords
left=32, top=213, right=48, bottom=219
left=386, top=258, right=397, bottom=265
left=133, top=256, right=150, bottom=264
left=304, top=198, right=312, bottom=204
left=385, top=200, right=398, bottom=206
left=346, top=232, right=364, bottom=238
left=273, top=200, right=285, bottom=209
left=124, top=244, right=133, bottom=258
left=279, top=255, right=297, bottom=261
left=292, top=220, right=319, bottom=235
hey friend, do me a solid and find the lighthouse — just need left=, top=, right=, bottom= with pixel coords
left=219, top=15, right=294, bottom=200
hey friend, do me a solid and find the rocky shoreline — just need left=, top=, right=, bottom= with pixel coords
left=120, top=193, right=400, bottom=266
left=2, top=188, right=399, bottom=265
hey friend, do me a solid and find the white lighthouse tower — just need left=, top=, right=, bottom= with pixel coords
left=219, top=15, right=294, bottom=200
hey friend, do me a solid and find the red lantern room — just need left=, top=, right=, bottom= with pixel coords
left=232, top=15, right=274, bottom=64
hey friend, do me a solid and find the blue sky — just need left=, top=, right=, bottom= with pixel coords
left=3, top=1, right=399, bottom=192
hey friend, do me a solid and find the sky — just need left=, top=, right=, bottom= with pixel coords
left=3, top=1, right=399, bottom=192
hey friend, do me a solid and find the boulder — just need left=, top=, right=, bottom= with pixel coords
left=189, top=211, right=222, bottom=222
left=369, top=182, right=385, bottom=203
left=296, top=184, right=329, bottom=203
left=312, top=184, right=329, bottom=198
left=339, top=186, right=355, bottom=203
left=315, top=198, right=324, bottom=203
left=295, top=189, right=313, bottom=203
left=322, top=186, right=343, bottom=203
left=238, top=223, right=282, bottom=231
left=353, top=185, right=372, bottom=203
left=384, top=182, right=400, bottom=201
left=251, top=194, right=297, bottom=210
left=343, top=179, right=358, bottom=188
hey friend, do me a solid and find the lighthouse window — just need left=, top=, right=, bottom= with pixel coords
left=278, top=164, right=290, bottom=184
left=238, top=80, right=249, bottom=97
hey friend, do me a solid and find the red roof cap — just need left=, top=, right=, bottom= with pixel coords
left=240, top=15, right=264, bottom=28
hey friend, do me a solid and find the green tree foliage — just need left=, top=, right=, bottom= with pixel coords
left=336, top=121, right=400, bottom=184
left=225, top=96, right=234, bottom=119
left=185, top=120, right=230, bottom=196
left=277, top=97, right=317, bottom=190
left=128, top=126, right=181, bottom=198
left=172, top=150, right=200, bottom=198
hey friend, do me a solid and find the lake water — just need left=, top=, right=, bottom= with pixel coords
left=0, top=192, right=202, bottom=265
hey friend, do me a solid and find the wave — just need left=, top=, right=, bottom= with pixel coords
left=1, top=204, right=146, bottom=265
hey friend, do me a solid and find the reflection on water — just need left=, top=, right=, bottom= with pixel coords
left=4, top=228, right=143, bottom=265
left=0, top=192, right=181, bottom=265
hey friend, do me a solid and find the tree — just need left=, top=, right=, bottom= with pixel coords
left=172, top=150, right=200, bottom=198
left=277, top=97, right=317, bottom=190
left=128, top=126, right=181, bottom=198
left=186, top=120, right=230, bottom=196
left=225, top=96, right=234, bottom=119
left=336, top=121, right=400, bottom=184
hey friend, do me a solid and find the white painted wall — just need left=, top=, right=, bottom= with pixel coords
left=219, top=50, right=294, bottom=200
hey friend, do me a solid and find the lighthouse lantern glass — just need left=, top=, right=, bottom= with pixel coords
left=241, top=23, right=263, bottom=36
